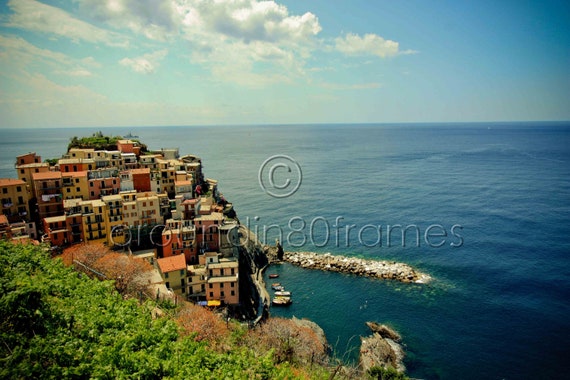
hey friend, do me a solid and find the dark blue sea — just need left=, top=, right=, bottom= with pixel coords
left=2, top=123, right=569, bottom=379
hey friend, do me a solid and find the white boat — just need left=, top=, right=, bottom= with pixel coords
left=272, top=296, right=292, bottom=306
left=274, top=291, right=291, bottom=297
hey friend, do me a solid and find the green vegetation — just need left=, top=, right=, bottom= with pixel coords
left=67, top=131, right=148, bottom=152
left=368, top=366, right=409, bottom=380
left=44, top=158, right=58, bottom=166
left=0, top=241, right=332, bottom=379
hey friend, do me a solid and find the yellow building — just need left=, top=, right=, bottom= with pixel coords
left=102, top=194, right=124, bottom=246
left=157, top=254, right=187, bottom=296
left=15, top=152, right=49, bottom=199
left=0, top=178, right=30, bottom=223
left=67, top=148, right=95, bottom=160
left=62, top=171, right=89, bottom=200
left=80, top=199, right=108, bottom=242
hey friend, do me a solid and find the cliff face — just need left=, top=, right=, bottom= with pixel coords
left=236, top=226, right=270, bottom=322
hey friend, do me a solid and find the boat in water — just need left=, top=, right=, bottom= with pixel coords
left=274, top=291, right=291, bottom=297
left=272, top=296, right=292, bottom=306
left=269, top=273, right=279, bottom=279
left=124, top=132, right=139, bottom=139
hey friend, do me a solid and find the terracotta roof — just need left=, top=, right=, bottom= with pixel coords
left=32, top=171, right=62, bottom=181
left=157, top=254, right=187, bottom=273
left=0, top=178, right=26, bottom=187
left=0, top=215, right=8, bottom=224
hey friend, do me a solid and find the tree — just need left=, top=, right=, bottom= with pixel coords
left=62, top=243, right=153, bottom=295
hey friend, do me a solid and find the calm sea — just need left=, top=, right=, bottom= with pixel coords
left=2, top=123, right=569, bottom=379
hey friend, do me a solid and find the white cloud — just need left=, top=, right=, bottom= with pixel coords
left=335, top=33, right=414, bottom=58
left=77, top=0, right=179, bottom=41
left=4, top=0, right=128, bottom=47
left=119, top=49, right=168, bottom=74
left=0, top=35, right=99, bottom=78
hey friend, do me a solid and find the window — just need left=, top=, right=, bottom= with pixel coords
left=209, top=283, right=213, bottom=289
left=164, top=272, right=169, bottom=279
left=2, top=188, right=6, bottom=194
left=220, top=291, right=224, bottom=297
left=209, top=292, right=213, bottom=297
left=180, top=269, right=185, bottom=276
left=76, top=187, right=80, bottom=192
left=165, top=282, right=170, bottom=289
left=231, top=282, right=235, bottom=288
left=90, top=191, right=94, bottom=197
left=16, top=186, right=21, bottom=192
left=231, top=291, right=235, bottom=296
left=20, top=169, right=24, bottom=174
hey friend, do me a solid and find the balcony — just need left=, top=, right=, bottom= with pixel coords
left=38, top=194, right=62, bottom=204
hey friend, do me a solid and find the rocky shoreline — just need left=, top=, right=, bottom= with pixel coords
left=279, top=251, right=431, bottom=284
left=359, top=322, right=406, bottom=374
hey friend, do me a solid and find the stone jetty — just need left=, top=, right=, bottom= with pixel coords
left=282, top=251, right=431, bottom=284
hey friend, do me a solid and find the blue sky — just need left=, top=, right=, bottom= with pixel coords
left=1, top=0, right=569, bottom=128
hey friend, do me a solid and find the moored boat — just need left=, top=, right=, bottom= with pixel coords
left=269, top=273, right=279, bottom=279
left=272, top=296, right=292, bottom=306
left=274, top=291, right=291, bottom=297
left=271, top=283, right=283, bottom=291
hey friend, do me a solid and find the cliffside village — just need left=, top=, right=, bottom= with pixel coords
left=0, top=138, right=241, bottom=307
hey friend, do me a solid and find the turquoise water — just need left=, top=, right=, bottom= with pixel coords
left=2, top=123, right=569, bottom=379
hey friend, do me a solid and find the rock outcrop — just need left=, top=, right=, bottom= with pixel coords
left=359, top=323, right=406, bottom=374
left=277, top=251, right=431, bottom=284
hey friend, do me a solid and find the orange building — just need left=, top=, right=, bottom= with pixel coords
left=202, top=252, right=239, bottom=305
left=58, top=158, right=95, bottom=173
left=43, top=215, right=68, bottom=246
left=33, top=171, right=63, bottom=222
left=162, top=219, right=197, bottom=264
left=132, top=168, right=151, bottom=192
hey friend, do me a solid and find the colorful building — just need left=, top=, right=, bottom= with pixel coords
left=33, top=171, right=64, bottom=222
left=0, top=178, right=30, bottom=223
left=162, top=218, right=197, bottom=264
left=156, top=254, right=187, bottom=296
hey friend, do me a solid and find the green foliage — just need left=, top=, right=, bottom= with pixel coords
left=44, top=158, right=58, bottom=166
left=68, top=133, right=125, bottom=151
left=0, top=241, right=324, bottom=379
left=368, top=366, right=409, bottom=380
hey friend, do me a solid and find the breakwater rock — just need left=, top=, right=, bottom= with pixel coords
left=282, top=251, right=431, bottom=284
left=359, top=322, right=406, bottom=374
